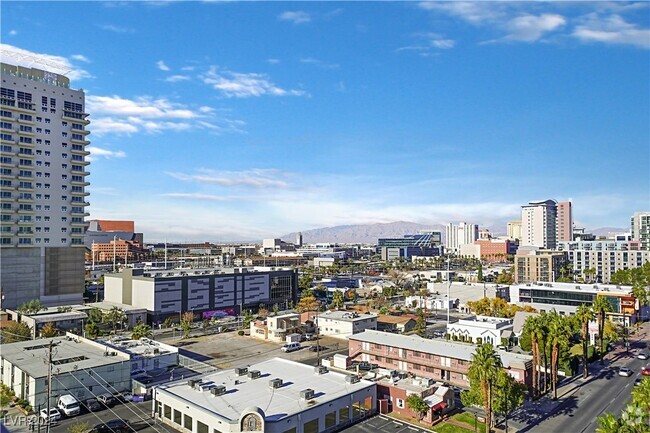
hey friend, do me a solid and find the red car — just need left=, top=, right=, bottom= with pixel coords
left=642, top=365, right=650, bottom=376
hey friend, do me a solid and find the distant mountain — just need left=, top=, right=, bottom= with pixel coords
left=282, top=221, right=446, bottom=245
left=589, top=227, right=627, bottom=236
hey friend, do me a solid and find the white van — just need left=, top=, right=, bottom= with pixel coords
left=281, top=342, right=301, bottom=352
left=56, top=394, right=80, bottom=417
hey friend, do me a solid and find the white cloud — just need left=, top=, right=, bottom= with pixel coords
left=8, top=30, right=17, bottom=36
left=299, top=57, right=339, bottom=69
left=167, top=168, right=292, bottom=189
left=98, top=24, right=135, bottom=33
left=504, top=14, right=566, bottom=42
left=573, top=14, right=650, bottom=49
left=157, top=60, right=171, bottom=71
left=202, top=66, right=307, bottom=98
left=430, top=39, right=456, bottom=49
left=397, top=33, right=455, bottom=56
left=278, top=11, right=311, bottom=25
left=0, top=44, right=92, bottom=81
left=71, top=54, right=91, bottom=63
left=160, top=193, right=231, bottom=201
left=90, top=117, right=139, bottom=135
left=86, top=146, right=126, bottom=161
left=87, top=95, right=199, bottom=119
left=418, top=1, right=506, bottom=24
left=267, top=58, right=280, bottom=64
left=164, top=75, right=190, bottom=82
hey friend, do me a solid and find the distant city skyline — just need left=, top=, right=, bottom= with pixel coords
left=2, top=1, right=648, bottom=241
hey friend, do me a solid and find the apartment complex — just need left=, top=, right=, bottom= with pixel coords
left=514, top=247, right=567, bottom=284
left=104, top=267, right=298, bottom=323
left=556, top=201, right=573, bottom=242
left=631, top=211, right=650, bottom=250
left=558, top=240, right=650, bottom=283
left=0, top=63, right=90, bottom=308
left=507, top=221, right=522, bottom=241
left=521, top=200, right=558, bottom=249
left=444, top=222, right=478, bottom=254
left=349, top=330, right=533, bottom=389
left=459, top=239, right=518, bottom=262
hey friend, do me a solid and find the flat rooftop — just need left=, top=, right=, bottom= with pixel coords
left=317, top=311, right=377, bottom=322
left=351, top=330, right=532, bottom=370
left=512, top=281, right=633, bottom=295
left=0, top=337, right=129, bottom=378
left=85, top=301, right=148, bottom=313
left=99, top=337, right=177, bottom=358
left=156, top=358, right=373, bottom=422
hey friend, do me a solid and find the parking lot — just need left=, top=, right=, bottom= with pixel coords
left=342, top=415, right=431, bottom=433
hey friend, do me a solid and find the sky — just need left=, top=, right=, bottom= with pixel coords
left=1, top=1, right=649, bottom=242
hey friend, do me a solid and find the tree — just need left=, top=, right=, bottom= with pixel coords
left=85, top=321, right=101, bottom=339
left=575, top=304, right=596, bottom=379
left=68, top=421, right=89, bottom=433
left=1, top=321, right=32, bottom=343
left=596, top=377, right=650, bottom=433
left=522, top=315, right=545, bottom=398
left=414, top=308, right=426, bottom=337
left=596, top=413, right=622, bottom=433
left=492, top=369, right=527, bottom=424
left=468, top=343, right=502, bottom=432
left=387, top=269, right=410, bottom=289
left=592, top=297, right=613, bottom=364
left=331, top=291, right=345, bottom=310
left=405, top=394, right=429, bottom=422
left=272, top=304, right=280, bottom=316
left=17, top=299, right=46, bottom=315
left=86, top=308, right=103, bottom=324
left=296, top=290, right=321, bottom=313
left=478, top=262, right=484, bottom=282
left=495, top=267, right=514, bottom=285
left=40, top=322, right=58, bottom=338
left=547, top=312, right=572, bottom=400
left=180, top=311, right=195, bottom=339
left=103, top=307, right=127, bottom=332
left=131, top=323, right=152, bottom=340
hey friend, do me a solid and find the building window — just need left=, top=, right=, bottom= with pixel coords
left=173, top=409, right=182, bottom=425
left=396, top=398, right=404, bottom=409
left=303, top=418, right=318, bottom=433
left=339, top=406, right=349, bottom=423
left=196, top=421, right=208, bottom=433
left=164, top=405, right=171, bottom=420
left=325, top=411, right=337, bottom=428
left=183, top=414, right=192, bottom=431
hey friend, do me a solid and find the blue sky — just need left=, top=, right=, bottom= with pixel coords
left=2, top=1, right=649, bottom=241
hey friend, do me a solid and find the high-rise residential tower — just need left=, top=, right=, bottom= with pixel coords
left=445, top=222, right=479, bottom=253
left=631, top=211, right=650, bottom=250
left=521, top=199, right=558, bottom=250
left=0, top=63, right=90, bottom=309
left=556, top=201, right=573, bottom=242
left=507, top=221, right=522, bottom=241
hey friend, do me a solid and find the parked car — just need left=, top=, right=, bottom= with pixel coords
left=281, top=342, right=301, bottom=352
left=114, top=392, right=133, bottom=402
left=352, top=361, right=378, bottom=371
left=309, top=345, right=327, bottom=352
left=90, top=419, right=130, bottom=433
left=642, top=365, right=650, bottom=376
left=97, top=394, right=116, bottom=407
left=40, top=408, right=61, bottom=423
left=130, top=369, right=146, bottom=376
left=618, top=367, right=633, bottom=377
left=84, top=399, right=102, bottom=412
left=634, top=378, right=643, bottom=387
left=637, top=352, right=649, bottom=360
left=56, top=394, right=80, bottom=417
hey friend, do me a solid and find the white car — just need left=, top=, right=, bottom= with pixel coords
left=618, top=367, right=633, bottom=377
left=637, top=352, right=649, bottom=360
left=40, top=408, right=61, bottom=423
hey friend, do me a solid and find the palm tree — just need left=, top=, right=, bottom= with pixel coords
left=592, top=297, right=613, bottom=364
left=468, top=344, right=502, bottom=432
left=595, top=413, right=621, bottom=433
left=536, top=313, right=551, bottom=394
left=131, top=323, right=152, bottom=340
left=548, top=312, right=572, bottom=400
left=522, top=316, right=540, bottom=399
left=575, top=304, right=596, bottom=379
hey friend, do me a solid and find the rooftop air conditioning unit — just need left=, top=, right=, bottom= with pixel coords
left=247, top=370, right=261, bottom=379
left=345, top=375, right=360, bottom=384
left=300, top=389, right=315, bottom=400
left=188, top=379, right=200, bottom=388
left=211, top=385, right=226, bottom=396
left=398, top=372, right=408, bottom=379
left=153, top=348, right=160, bottom=354
left=235, top=367, right=248, bottom=376
left=269, top=378, right=283, bottom=389
left=314, top=366, right=328, bottom=375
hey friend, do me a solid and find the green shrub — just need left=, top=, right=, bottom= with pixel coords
left=237, top=330, right=245, bottom=336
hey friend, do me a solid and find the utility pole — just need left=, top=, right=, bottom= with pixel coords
left=447, top=257, right=451, bottom=325
left=45, top=340, right=55, bottom=433
left=113, top=235, right=117, bottom=272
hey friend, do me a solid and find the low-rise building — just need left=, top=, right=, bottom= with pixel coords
left=152, top=358, right=376, bottom=433
left=349, top=330, right=533, bottom=389
left=446, top=316, right=513, bottom=346
left=459, top=239, right=518, bottom=263
left=315, top=311, right=377, bottom=339
left=6, top=308, right=88, bottom=338
left=98, top=336, right=179, bottom=373
left=250, top=313, right=302, bottom=343
left=514, top=248, right=567, bottom=283
left=376, top=375, right=454, bottom=422
left=376, top=315, right=417, bottom=334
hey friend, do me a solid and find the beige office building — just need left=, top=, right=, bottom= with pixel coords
left=507, top=221, right=522, bottom=241
left=514, top=248, right=567, bottom=284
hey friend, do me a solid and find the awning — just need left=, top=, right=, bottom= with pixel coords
left=424, top=394, right=448, bottom=412
left=431, top=402, right=448, bottom=412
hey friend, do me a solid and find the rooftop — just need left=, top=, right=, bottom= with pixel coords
left=0, top=337, right=130, bottom=378
left=99, top=336, right=177, bottom=358
left=156, top=358, right=373, bottom=422
left=109, top=266, right=294, bottom=280
left=316, top=311, right=377, bottom=322
left=512, top=281, right=633, bottom=295
left=376, top=315, right=417, bottom=325
left=85, top=301, right=148, bottom=313
left=351, top=330, right=532, bottom=369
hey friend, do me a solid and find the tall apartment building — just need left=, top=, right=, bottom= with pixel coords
left=521, top=199, right=558, bottom=250
left=631, top=212, right=650, bottom=250
left=507, top=221, right=522, bottom=241
left=0, top=63, right=90, bottom=309
left=514, top=247, right=567, bottom=284
left=556, top=201, right=573, bottom=242
left=445, top=222, right=478, bottom=253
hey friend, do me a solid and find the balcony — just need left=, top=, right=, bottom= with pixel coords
left=70, top=220, right=88, bottom=227
left=70, top=190, right=90, bottom=197
left=17, top=229, right=33, bottom=236
left=70, top=169, right=90, bottom=176
left=17, top=207, right=34, bottom=214
left=13, top=104, right=36, bottom=114
left=16, top=218, right=33, bottom=225
left=17, top=129, right=34, bottom=137
left=17, top=184, right=34, bottom=192
left=17, top=117, right=34, bottom=125
left=70, top=179, right=90, bottom=187
left=71, top=126, right=91, bottom=135
left=62, top=112, right=89, bottom=123
left=70, top=146, right=90, bottom=156
left=0, top=124, right=12, bottom=133
left=17, top=196, right=33, bottom=203
left=71, top=159, right=90, bottom=166
left=0, top=136, right=14, bottom=145
left=17, top=173, right=34, bottom=181
left=70, top=137, right=91, bottom=146
left=70, top=210, right=90, bottom=217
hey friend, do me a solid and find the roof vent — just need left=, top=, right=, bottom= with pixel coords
left=314, top=366, right=328, bottom=375
left=188, top=379, right=202, bottom=388
left=247, top=370, right=261, bottom=379
left=211, top=385, right=226, bottom=396
left=300, top=389, right=315, bottom=400
left=345, top=375, right=360, bottom=384
left=269, top=378, right=283, bottom=389
left=235, top=366, right=248, bottom=376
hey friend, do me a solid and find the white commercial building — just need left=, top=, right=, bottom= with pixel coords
left=152, top=358, right=376, bottom=433
left=446, top=316, right=513, bottom=346
left=445, top=222, right=478, bottom=254
left=98, top=336, right=179, bottom=373
left=631, top=211, right=650, bottom=250
left=250, top=313, right=302, bottom=343
left=1, top=63, right=90, bottom=309
left=315, top=311, right=377, bottom=339
left=507, top=221, right=522, bottom=241
left=521, top=199, right=558, bottom=250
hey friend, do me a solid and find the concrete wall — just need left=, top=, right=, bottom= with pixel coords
left=0, top=248, right=41, bottom=309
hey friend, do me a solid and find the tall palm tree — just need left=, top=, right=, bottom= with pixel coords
left=536, top=312, right=551, bottom=393
left=548, top=312, right=572, bottom=400
left=575, top=304, right=596, bottom=379
left=592, top=297, right=613, bottom=364
left=522, top=316, right=538, bottom=398
left=469, top=343, right=502, bottom=433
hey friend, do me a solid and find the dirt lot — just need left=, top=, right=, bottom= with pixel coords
left=162, top=332, right=348, bottom=369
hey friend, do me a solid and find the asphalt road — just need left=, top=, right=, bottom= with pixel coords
left=524, top=341, right=649, bottom=433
